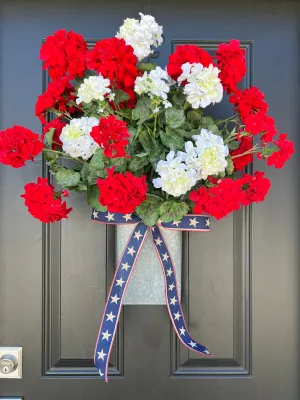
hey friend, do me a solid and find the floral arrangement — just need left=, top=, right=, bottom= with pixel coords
left=0, top=14, right=294, bottom=225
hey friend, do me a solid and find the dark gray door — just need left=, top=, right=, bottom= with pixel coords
left=0, top=0, right=299, bottom=398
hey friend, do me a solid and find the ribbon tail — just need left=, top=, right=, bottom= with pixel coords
left=94, top=221, right=148, bottom=382
left=150, top=225, right=212, bottom=356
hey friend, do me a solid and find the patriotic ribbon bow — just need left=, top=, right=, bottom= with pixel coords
left=91, top=210, right=211, bottom=382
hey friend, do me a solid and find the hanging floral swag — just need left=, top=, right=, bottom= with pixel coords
left=0, top=14, right=294, bottom=223
left=0, top=13, right=295, bottom=383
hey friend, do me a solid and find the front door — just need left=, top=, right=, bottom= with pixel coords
left=0, top=0, right=299, bottom=398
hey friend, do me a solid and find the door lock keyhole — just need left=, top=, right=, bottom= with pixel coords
left=0, top=354, right=18, bottom=375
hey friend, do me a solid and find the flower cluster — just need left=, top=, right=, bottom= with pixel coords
left=0, top=126, right=44, bottom=168
left=91, top=115, right=130, bottom=158
left=97, top=167, right=148, bottom=214
left=153, top=129, right=228, bottom=196
left=35, top=76, right=79, bottom=124
left=134, top=66, right=172, bottom=108
left=0, top=14, right=294, bottom=224
left=178, top=63, right=223, bottom=108
left=76, top=74, right=111, bottom=104
left=190, top=171, right=271, bottom=219
left=21, top=178, right=72, bottom=223
left=60, top=116, right=99, bottom=159
left=40, top=29, right=87, bottom=80
left=116, top=13, right=163, bottom=61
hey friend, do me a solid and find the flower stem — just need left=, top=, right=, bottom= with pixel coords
left=43, top=148, right=87, bottom=165
left=216, top=115, right=238, bottom=126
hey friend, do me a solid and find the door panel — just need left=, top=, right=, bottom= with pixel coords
left=0, top=0, right=299, bottom=399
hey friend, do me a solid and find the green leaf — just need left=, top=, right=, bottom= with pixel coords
left=207, top=123, right=221, bottom=135
left=139, top=129, right=158, bottom=153
left=172, top=87, right=185, bottom=106
left=159, top=201, right=189, bottom=223
left=117, top=108, right=132, bottom=120
left=148, top=148, right=165, bottom=168
left=55, top=169, right=81, bottom=187
left=202, top=116, right=214, bottom=126
left=187, top=109, right=203, bottom=122
left=135, top=196, right=162, bottom=226
left=165, top=107, right=186, bottom=129
left=43, top=149, right=59, bottom=164
left=128, top=154, right=149, bottom=172
left=44, top=127, right=55, bottom=148
left=132, top=97, right=152, bottom=124
left=87, top=148, right=107, bottom=185
left=113, top=88, right=130, bottom=105
left=160, top=128, right=185, bottom=151
left=66, top=184, right=88, bottom=192
left=107, top=157, right=128, bottom=173
left=87, top=185, right=107, bottom=211
left=228, top=140, right=240, bottom=150
left=138, top=62, right=157, bottom=72
left=226, top=157, right=234, bottom=175
left=175, top=127, right=199, bottom=139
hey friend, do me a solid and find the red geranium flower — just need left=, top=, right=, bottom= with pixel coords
left=86, top=38, right=138, bottom=106
left=42, top=118, right=66, bottom=150
left=230, top=87, right=268, bottom=119
left=190, top=171, right=271, bottom=219
left=231, top=136, right=253, bottom=171
left=244, top=110, right=277, bottom=140
left=21, top=177, right=72, bottom=223
left=40, top=29, right=87, bottom=80
left=240, top=171, right=271, bottom=205
left=35, top=76, right=79, bottom=124
left=190, top=178, right=245, bottom=220
left=97, top=167, right=147, bottom=214
left=167, top=44, right=214, bottom=81
left=216, top=40, right=246, bottom=94
left=91, top=115, right=130, bottom=158
left=0, top=125, right=44, bottom=168
left=266, top=134, right=295, bottom=168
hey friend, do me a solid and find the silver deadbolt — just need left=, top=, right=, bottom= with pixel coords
left=0, top=354, right=18, bottom=374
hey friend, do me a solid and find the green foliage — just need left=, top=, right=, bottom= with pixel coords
left=107, top=157, right=128, bottom=173
left=135, top=196, right=162, bottom=226
left=87, top=148, right=107, bottom=184
left=43, top=128, right=55, bottom=149
left=187, top=109, right=203, bottom=122
left=56, top=168, right=81, bottom=187
left=43, top=149, right=59, bottom=165
left=172, top=87, right=185, bottom=106
left=87, top=185, right=107, bottom=211
left=138, top=129, right=158, bottom=153
left=160, top=128, right=185, bottom=151
left=138, top=62, right=157, bottom=71
left=132, top=97, right=152, bottom=124
left=165, top=107, right=186, bottom=129
left=159, top=201, right=189, bottom=223
left=128, top=154, right=149, bottom=172
left=227, top=139, right=240, bottom=150
left=226, top=157, right=234, bottom=175
left=113, top=89, right=130, bottom=105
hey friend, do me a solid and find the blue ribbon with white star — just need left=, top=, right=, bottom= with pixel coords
left=91, top=210, right=211, bottom=382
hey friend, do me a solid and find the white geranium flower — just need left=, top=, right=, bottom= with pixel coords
left=134, top=66, right=170, bottom=105
left=178, top=62, right=223, bottom=108
left=177, top=141, right=203, bottom=179
left=192, top=129, right=229, bottom=179
left=60, top=117, right=99, bottom=160
left=153, top=151, right=197, bottom=197
left=116, top=13, right=163, bottom=61
left=76, top=74, right=111, bottom=104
